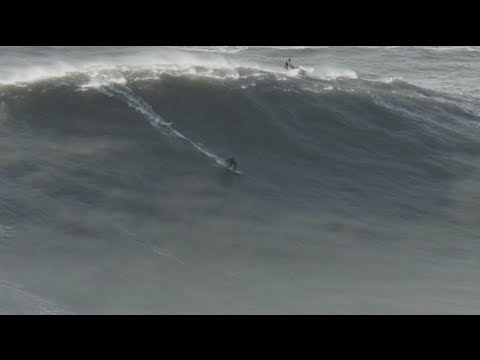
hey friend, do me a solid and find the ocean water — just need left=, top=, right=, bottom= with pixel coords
left=1, top=46, right=480, bottom=314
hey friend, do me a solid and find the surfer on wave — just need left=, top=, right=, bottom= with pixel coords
left=284, top=58, right=296, bottom=70
left=226, top=157, right=237, bottom=172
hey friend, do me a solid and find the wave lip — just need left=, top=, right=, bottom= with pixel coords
left=173, top=46, right=249, bottom=54
left=0, top=46, right=359, bottom=86
left=415, top=46, right=480, bottom=52
left=0, top=62, right=78, bottom=85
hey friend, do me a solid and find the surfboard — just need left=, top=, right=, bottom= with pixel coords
left=226, top=166, right=243, bottom=174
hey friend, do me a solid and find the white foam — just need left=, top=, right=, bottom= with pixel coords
left=0, top=47, right=235, bottom=85
left=80, top=71, right=127, bottom=89
left=381, top=76, right=404, bottom=84
left=253, top=46, right=329, bottom=50
left=0, top=62, right=78, bottom=85
left=312, top=67, right=358, bottom=80
left=101, top=85, right=171, bottom=127
left=415, top=46, right=480, bottom=52
left=356, top=46, right=401, bottom=50
left=0, top=47, right=358, bottom=86
left=172, top=46, right=249, bottom=54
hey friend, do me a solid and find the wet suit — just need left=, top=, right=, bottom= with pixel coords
left=285, top=58, right=293, bottom=70
left=226, top=157, right=237, bottom=171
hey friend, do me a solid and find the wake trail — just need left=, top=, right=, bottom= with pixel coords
left=99, top=84, right=280, bottom=185
left=102, top=84, right=228, bottom=167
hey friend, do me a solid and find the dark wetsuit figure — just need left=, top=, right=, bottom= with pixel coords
left=285, top=58, right=293, bottom=70
left=226, top=157, right=237, bottom=171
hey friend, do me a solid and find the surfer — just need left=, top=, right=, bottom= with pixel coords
left=226, top=157, right=237, bottom=172
left=284, top=58, right=293, bottom=70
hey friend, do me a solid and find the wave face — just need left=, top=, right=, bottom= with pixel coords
left=1, top=47, right=480, bottom=314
